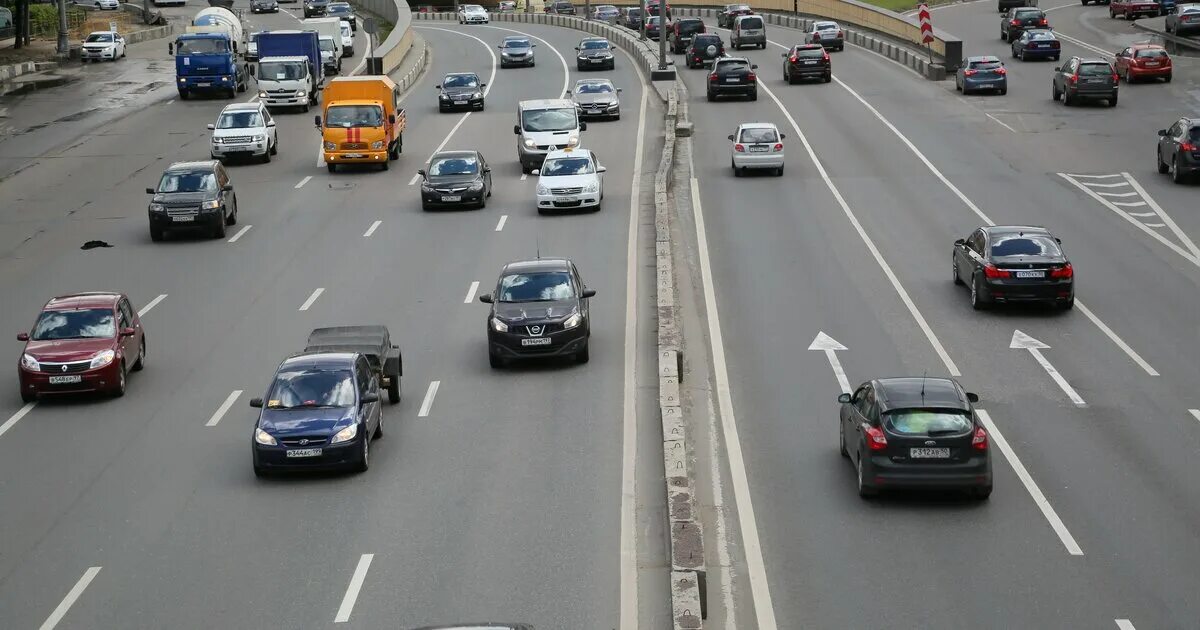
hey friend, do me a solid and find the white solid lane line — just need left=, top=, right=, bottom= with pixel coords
left=1011, top=330, right=1087, bottom=407
left=138, top=294, right=167, bottom=317
left=39, top=567, right=102, bottom=630
left=1115, top=620, right=1137, bottom=630
left=205, top=390, right=243, bottom=427
left=976, top=410, right=1084, bottom=555
left=985, top=113, right=1017, bottom=133
left=0, top=402, right=36, bottom=441
left=363, top=220, right=382, bottom=237
left=299, top=288, right=325, bottom=311
left=1189, top=409, right=1200, bottom=424
left=1074, top=301, right=1159, bottom=376
left=494, top=214, right=508, bottom=231
left=227, top=225, right=252, bottom=243
left=333, top=553, right=373, bottom=623
left=295, top=175, right=312, bottom=189
left=418, top=381, right=440, bottom=418
left=464, top=281, right=480, bottom=304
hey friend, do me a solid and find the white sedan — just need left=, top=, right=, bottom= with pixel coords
left=535, top=148, right=606, bottom=214
left=78, top=0, right=121, bottom=9
left=80, top=31, right=126, bottom=62
left=458, top=4, right=489, bottom=23
left=729, top=122, right=786, bottom=176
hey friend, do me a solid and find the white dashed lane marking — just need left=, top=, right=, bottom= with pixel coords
left=295, top=176, right=312, bottom=189
left=495, top=214, right=508, bottom=231
left=418, top=381, right=440, bottom=418
left=363, top=220, right=381, bottom=237
left=138, top=294, right=167, bottom=317
left=227, top=225, right=252, bottom=243
left=298, top=288, right=325, bottom=311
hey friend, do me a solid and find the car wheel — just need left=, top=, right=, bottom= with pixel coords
left=353, top=435, right=369, bottom=473
left=1060, top=296, right=1075, bottom=310
left=973, top=484, right=993, bottom=500
left=262, top=147, right=271, bottom=163
left=489, top=352, right=504, bottom=369
left=971, top=275, right=987, bottom=310
left=179, top=89, right=189, bottom=100
left=953, top=256, right=963, bottom=285
left=131, top=339, right=146, bottom=371
left=1063, top=91, right=1073, bottom=106
left=1165, top=73, right=1172, bottom=83
left=856, top=457, right=876, bottom=498
left=732, top=158, right=740, bottom=176
left=270, top=137, right=278, bottom=156
left=1157, top=148, right=1169, bottom=174
left=1052, top=84, right=1061, bottom=101
left=1172, top=157, right=1184, bottom=184
left=707, top=91, right=715, bottom=102
left=388, top=379, right=400, bottom=404
left=775, top=166, right=784, bottom=176
left=1000, top=87, right=1007, bottom=95
left=213, top=210, right=227, bottom=238
left=749, top=90, right=758, bottom=101
left=381, top=160, right=389, bottom=171
left=112, top=361, right=127, bottom=397
left=1001, top=31, right=1007, bottom=41
left=576, top=343, right=590, bottom=364
left=1109, top=93, right=1118, bottom=107
left=150, top=226, right=165, bottom=242
left=956, top=79, right=962, bottom=91
left=373, top=414, right=384, bottom=439
left=839, top=423, right=848, bottom=457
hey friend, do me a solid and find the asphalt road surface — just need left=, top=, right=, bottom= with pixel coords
left=0, top=9, right=667, bottom=629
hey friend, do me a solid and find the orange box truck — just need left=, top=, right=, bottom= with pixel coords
left=315, top=76, right=406, bottom=172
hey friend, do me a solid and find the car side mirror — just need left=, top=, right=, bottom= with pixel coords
left=434, top=84, right=441, bottom=89
left=597, top=165, right=607, bottom=173
left=222, top=184, right=234, bottom=192
left=417, top=168, right=426, bottom=178
left=616, top=88, right=623, bottom=92
left=1158, top=129, right=1168, bottom=136
left=249, top=397, right=263, bottom=408
left=480, top=82, right=487, bottom=88
left=478, top=293, right=494, bottom=303
left=120, top=327, right=136, bottom=338
left=531, top=169, right=540, bottom=175
left=751, top=64, right=758, bottom=69
left=966, top=392, right=980, bottom=403
left=581, top=288, right=596, bottom=298
left=388, top=114, right=396, bottom=124
left=580, top=121, right=588, bottom=131
left=483, top=166, right=491, bottom=172
left=727, top=134, right=735, bottom=141
left=838, top=393, right=852, bottom=404
left=575, top=46, right=580, bottom=50
left=1055, top=237, right=1062, bottom=244
left=1053, top=66, right=1060, bottom=71
left=314, top=115, right=322, bottom=127
left=513, top=124, right=521, bottom=134
left=267, top=121, right=276, bottom=127
left=168, top=42, right=174, bottom=54
left=146, top=187, right=155, bottom=194
left=17, top=332, right=29, bottom=341
left=954, top=238, right=965, bottom=246
left=360, top=392, right=379, bottom=404
left=780, top=133, right=786, bottom=139
left=207, top=123, right=216, bottom=130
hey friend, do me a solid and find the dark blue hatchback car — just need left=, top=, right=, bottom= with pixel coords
left=250, top=352, right=383, bottom=477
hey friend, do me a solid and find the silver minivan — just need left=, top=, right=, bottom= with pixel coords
left=730, top=14, right=766, bottom=50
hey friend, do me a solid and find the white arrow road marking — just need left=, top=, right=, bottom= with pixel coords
left=1011, top=330, right=1086, bottom=407
left=39, top=567, right=102, bottom=630
left=138, top=294, right=167, bottom=317
left=1097, top=191, right=1138, bottom=198
left=1115, top=620, right=1137, bottom=630
left=1058, top=173, right=1199, bottom=267
left=1111, top=201, right=1147, bottom=207
left=1081, top=181, right=1129, bottom=188
left=807, top=332, right=850, bottom=394
left=418, top=380, right=440, bottom=418
left=334, top=554, right=373, bottom=623
left=1064, top=173, right=1123, bottom=178
left=206, top=390, right=243, bottom=427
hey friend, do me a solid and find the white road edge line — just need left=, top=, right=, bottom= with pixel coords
left=298, top=288, right=325, bottom=311
left=464, top=281, right=480, bottom=304
left=418, top=380, right=440, bottom=418
left=494, top=214, right=508, bottom=231
left=363, top=220, right=382, bottom=237
left=333, top=553, right=373, bottom=623
left=227, top=225, right=252, bottom=243
left=39, top=566, right=102, bottom=630
left=205, top=390, right=243, bottom=427
left=138, top=294, right=167, bottom=317
left=1115, top=620, right=1137, bottom=630
left=976, top=410, right=1084, bottom=555
left=0, top=402, right=36, bottom=441
left=1057, top=173, right=1198, bottom=267
left=295, top=175, right=313, bottom=189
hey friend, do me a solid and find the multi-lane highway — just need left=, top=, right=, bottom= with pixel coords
left=0, top=6, right=668, bottom=628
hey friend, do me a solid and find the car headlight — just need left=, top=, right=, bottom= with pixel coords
left=331, top=423, right=358, bottom=444
left=150, top=203, right=164, bottom=212
left=440, top=94, right=449, bottom=100
left=324, top=141, right=336, bottom=150
left=371, top=140, right=384, bottom=149
left=523, top=138, right=536, bottom=148
left=472, top=91, right=483, bottom=99
left=258, top=90, right=268, bottom=98
left=252, top=134, right=265, bottom=142
left=536, top=184, right=549, bottom=195
left=20, top=353, right=39, bottom=371
left=490, top=317, right=509, bottom=333
left=468, top=181, right=484, bottom=191
left=254, top=427, right=277, bottom=446
left=221, top=76, right=229, bottom=82
left=584, top=181, right=599, bottom=193
left=563, top=311, right=582, bottom=330
left=89, top=349, right=115, bottom=369
left=201, top=199, right=221, bottom=210
left=297, top=90, right=307, bottom=97
left=420, top=181, right=434, bottom=191
left=567, top=135, right=580, bottom=147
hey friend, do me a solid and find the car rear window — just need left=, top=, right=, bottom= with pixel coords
left=1028, top=31, right=1055, bottom=39
left=969, top=60, right=1002, bottom=70
left=796, top=47, right=825, bottom=58
left=739, top=127, right=778, bottom=143
left=989, top=234, right=1061, bottom=257
left=717, top=60, right=749, bottom=72
left=885, top=410, right=973, bottom=437
left=1135, top=48, right=1168, bottom=58
left=1078, top=63, right=1112, bottom=75
left=740, top=17, right=763, bottom=28
left=815, top=22, right=838, bottom=31
left=1014, top=8, right=1042, bottom=16
left=1187, top=127, right=1200, bottom=142
left=695, top=35, right=720, bottom=44
left=679, top=20, right=704, bottom=33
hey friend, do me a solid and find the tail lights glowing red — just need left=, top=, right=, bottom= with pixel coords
left=1181, top=142, right=1197, bottom=152
left=1010, top=19, right=1020, bottom=25
left=983, top=264, right=1011, bottom=279
left=746, top=71, right=757, bottom=81
left=964, top=69, right=977, bottom=76
left=1038, top=18, right=1048, bottom=25
left=1112, top=72, right=1120, bottom=83
left=864, top=425, right=888, bottom=451
left=734, top=143, right=745, bottom=152
left=772, top=143, right=783, bottom=151
left=995, top=67, right=1008, bottom=75
left=1068, top=73, right=1079, bottom=84
left=789, top=53, right=798, bottom=62
left=1049, top=263, right=1073, bottom=279
left=837, top=29, right=844, bottom=37
left=972, top=426, right=989, bottom=451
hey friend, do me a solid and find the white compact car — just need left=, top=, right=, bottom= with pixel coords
left=209, top=102, right=278, bottom=164
left=81, top=0, right=121, bottom=10
left=80, top=30, right=125, bottom=62
left=535, top=148, right=606, bottom=214
left=729, top=122, right=786, bottom=176
left=339, top=20, right=354, bottom=57
left=458, top=4, right=489, bottom=23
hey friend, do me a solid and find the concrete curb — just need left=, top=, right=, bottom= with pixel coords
left=674, top=7, right=948, bottom=80
left=0, top=61, right=58, bottom=82
left=392, top=31, right=428, bottom=93
left=125, top=23, right=179, bottom=46
left=1131, top=19, right=1200, bottom=51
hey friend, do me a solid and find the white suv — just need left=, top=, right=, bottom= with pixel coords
left=535, top=148, right=606, bottom=214
left=209, top=102, right=278, bottom=164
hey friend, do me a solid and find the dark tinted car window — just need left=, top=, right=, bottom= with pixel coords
left=430, top=156, right=478, bottom=176
left=796, top=47, right=825, bottom=58
left=740, top=17, right=763, bottom=28
left=1188, top=127, right=1200, bottom=142
left=885, top=410, right=972, bottom=436
left=969, top=60, right=1002, bottom=69
left=1014, top=8, right=1042, bottom=16
left=694, top=35, right=721, bottom=45
left=580, top=40, right=609, bottom=49
left=990, top=234, right=1061, bottom=257
left=1078, top=63, right=1112, bottom=75
left=159, top=171, right=217, bottom=193
left=716, top=60, right=749, bottom=71
left=443, top=74, right=479, bottom=88
left=267, top=369, right=355, bottom=408
left=1027, top=30, right=1055, bottom=39
left=31, top=309, right=116, bottom=340
left=504, top=39, right=530, bottom=48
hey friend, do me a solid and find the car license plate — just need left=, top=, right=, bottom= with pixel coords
left=441, top=195, right=461, bottom=202
left=725, top=77, right=739, bottom=83
left=1086, top=78, right=1104, bottom=83
left=591, top=59, right=603, bottom=63
left=453, top=100, right=467, bottom=105
left=521, top=337, right=552, bottom=346
left=555, top=196, right=575, bottom=203
left=1145, top=62, right=1159, bottom=67
left=1015, top=270, right=1045, bottom=278
left=286, top=448, right=323, bottom=458
left=910, top=447, right=950, bottom=459
left=804, top=60, right=817, bottom=65
left=48, top=375, right=83, bottom=384
left=197, top=82, right=211, bottom=87
left=978, top=83, right=994, bottom=89
left=343, top=153, right=364, bottom=158
left=749, top=145, right=768, bottom=152
left=172, top=215, right=195, bottom=222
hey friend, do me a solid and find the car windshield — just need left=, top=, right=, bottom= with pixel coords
left=429, top=156, right=478, bottom=176
left=327, top=4, right=350, bottom=13
left=521, top=108, right=577, bottom=132
left=504, top=38, right=530, bottom=48
left=259, top=60, right=306, bottom=80
left=1135, top=48, right=1168, bottom=58
left=158, top=171, right=217, bottom=193
left=176, top=38, right=227, bottom=54
left=267, top=369, right=355, bottom=409
left=443, top=74, right=479, bottom=88
left=740, top=17, right=763, bottom=28
left=1027, top=31, right=1054, bottom=39
left=576, top=81, right=614, bottom=93
left=319, top=38, right=335, bottom=51
left=884, top=409, right=973, bottom=436
left=990, top=234, right=1062, bottom=257
left=216, top=111, right=262, bottom=129
left=581, top=40, right=609, bottom=49
left=739, top=128, right=778, bottom=143
left=541, top=156, right=594, bottom=176
left=1079, top=63, right=1111, bottom=75
left=969, top=60, right=1002, bottom=69
left=325, top=104, right=384, bottom=127
left=86, top=33, right=114, bottom=43
left=341, top=25, right=351, bottom=36
left=815, top=22, right=837, bottom=31
left=498, top=271, right=575, bottom=302
left=30, top=309, right=116, bottom=340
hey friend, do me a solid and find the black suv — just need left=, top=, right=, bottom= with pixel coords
left=303, top=0, right=328, bottom=18
left=478, top=258, right=595, bottom=368
left=575, top=37, right=615, bottom=70
left=686, top=33, right=726, bottom=68
left=707, top=56, right=758, bottom=101
left=146, top=160, right=238, bottom=241
left=1000, top=7, right=1047, bottom=41
left=1157, top=117, right=1200, bottom=184
left=669, top=17, right=705, bottom=53
left=1052, top=56, right=1117, bottom=107
left=782, top=44, right=831, bottom=83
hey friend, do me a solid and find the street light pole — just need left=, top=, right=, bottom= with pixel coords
left=657, top=9, right=666, bottom=70
left=638, top=0, right=646, bottom=41
left=56, top=0, right=69, bottom=58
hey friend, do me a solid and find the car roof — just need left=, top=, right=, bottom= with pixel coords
left=544, top=147, right=594, bottom=160
left=519, top=98, right=574, bottom=109
left=966, top=55, right=1001, bottom=62
left=445, top=71, right=479, bottom=78
left=281, top=351, right=359, bottom=369
left=984, top=225, right=1050, bottom=236
left=1130, top=43, right=1165, bottom=49
left=44, top=292, right=121, bottom=310
left=579, top=37, right=610, bottom=43
left=874, top=377, right=968, bottom=411
left=575, top=77, right=614, bottom=85
left=795, top=43, right=824, bottom=49
left=1075, top=57, right=1110, bottom=64
left=165, top=160, right=219, bottom=172
left=431, top=150, right=479, bottom=160
left=221, top=102, right=263, bottom=112
left=502, top=35, right=529, bottom=41
left=814, top=20, right=838, bottom=26
left=502, top=258, right=573, bottom=274
left=737, top=121, right=778, bottom=129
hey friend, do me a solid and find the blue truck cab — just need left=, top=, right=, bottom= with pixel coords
left=171, top=32, right=249, bottom=99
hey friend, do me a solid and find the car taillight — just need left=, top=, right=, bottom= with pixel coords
left=972, top=426, right=989, bottom=451
left=1181, top=142, right=1197, bottom=151
left=964, top=69, right=977, bottom=76
left=1038, top=18, right=1048, bottom=25
left=772, top=143, right=783, bottom=151
left=789, top=54, right=798, bottom=62
left=1049, top=263, right=1073, bottom=279
left=837, top=29, right=843, bottom=37
left=983, top=264, right=1011, bottom=279
left=734, top=143, right=745, bottom=152
left=1112, top=72, right=1120, bottom=83
left=995, top=67, right=1007, bottom=75
left=1010, top=19, right=1020, bottom=25
left=1052, top=41, right=1060, bottom=47
left=746, top=72, right=756, bottom=81
left=1068, top=73, right=1079, bottom=84
left=864, top=425, right=888, bottom=451
left=823, top=51, right=830, bottom=61
left=708, top=74, right=718, bottom=82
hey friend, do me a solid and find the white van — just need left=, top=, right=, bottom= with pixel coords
left=514, top=98, right=587, bottom=174
left=730, top=14, right=767, bottom=50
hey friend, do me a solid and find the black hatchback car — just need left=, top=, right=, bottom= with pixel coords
left=686, top=33, right=726, bottom=68
left=418, top=150, right=492, bottom=210
left=1052, top=56, right=1118, bottom=106
left=782, top=44, right=831, bottom=83
left=952, top=225, right=1074, bottom=309
left=146, top=160, right=238, bottom=242
left=478, top=258, right=595, bottom=368
left=707, top=57, right=758, bottom=101
left=1000, top=7, right=1047, bottom=41
left=839, top=377, right=991, bottom=499
left=437, top=73, right=486, bottom=112
left=1156, top=117, right=1200, bottom=184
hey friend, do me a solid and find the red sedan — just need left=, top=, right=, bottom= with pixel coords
left=16, top=292, right=146, bottom=402
left=1114, top=44, right=1172, bottom=83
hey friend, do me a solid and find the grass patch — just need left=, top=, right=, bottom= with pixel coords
left=859, top=0, right=953, bottom=13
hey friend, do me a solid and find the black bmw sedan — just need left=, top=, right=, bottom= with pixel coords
left=437, top=73, right=486, bottom=112
left=418, top=150, right=492, bottom=210
left=478, top=258, right=595, bottom=368
left=952, top=225, right=1074, bottom=310
left=839, top=377, right=991, bottom=499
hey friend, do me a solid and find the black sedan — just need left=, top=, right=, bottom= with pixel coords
left=839, top=377, right=991, bottom=499
left=952, top=225, right=1074, bottom=309
left=418, top=150, right=492, bottom=210
left=1157, top=117, right=1200, bottom=184
left=478, top=258, right=595, bottom=367
left=250, top=0, right=279, bottom=13
left=782, top=43, right=831, bottom=83
left=575, top=37, right=616, bottom=70
left=717, top=3, right=753, bottom=28
left=706, top=56, right=758, bottom=101
left=249, top=351, right=383, bottom=476
left=437, top=73, right=486, bottom=112
left=327, top=1, right=356, bottom=29
left=1011, top=28, right=1060, bottom=61
left=686, top=33, right=726, bottom=68
left=1000, top=7, right=1048, bottom=41
left=303, top=0, right=328, bottom=17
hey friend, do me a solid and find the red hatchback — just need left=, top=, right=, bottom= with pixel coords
left=17, top=292, right=146, bottom=402
left=1114, top=44, right=1172, bottom=83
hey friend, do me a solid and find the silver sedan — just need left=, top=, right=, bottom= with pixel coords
left=567, top=78, right=622, bottom=120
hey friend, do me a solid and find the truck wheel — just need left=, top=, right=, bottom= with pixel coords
left=327, top=163, right=336, bottom=173
left=178, top=89, right=189, bottom=100
left=381, top=160, right=389, bottom=171
left=388, top=380, right=400, bottom=404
